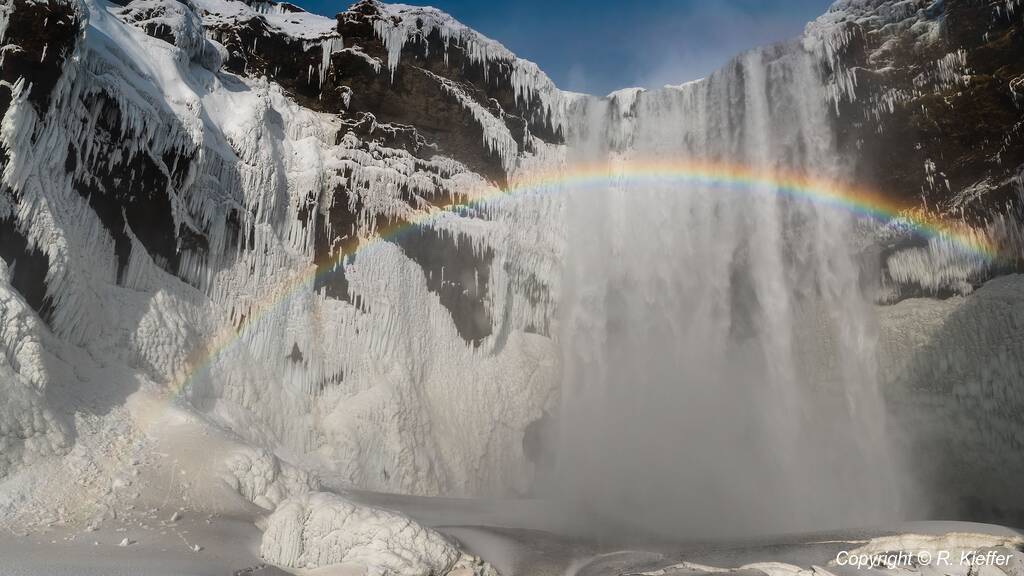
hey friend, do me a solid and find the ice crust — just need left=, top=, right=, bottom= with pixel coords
left=878, top=275, right=1024, bottom=512
left=0, top=262, right=69, bottom=478
left=261, top=491, right=496, bottom=575
left=639, top=530, right=1024, bottom=576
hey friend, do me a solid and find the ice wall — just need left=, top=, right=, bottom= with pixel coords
left=548, top=44, right=909, bottom=537
left=0, top=0, right=561, bottom=501
left=878, top=275, right=1024, bottom=523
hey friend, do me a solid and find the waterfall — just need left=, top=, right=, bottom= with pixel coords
left=550, top=43, right=909, bottom=537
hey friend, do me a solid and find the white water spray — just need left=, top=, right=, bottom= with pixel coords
left=551, top=43, right=909, bottom=538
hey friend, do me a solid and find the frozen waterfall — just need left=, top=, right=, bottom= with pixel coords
left=548, top=44, right=910, bottom=537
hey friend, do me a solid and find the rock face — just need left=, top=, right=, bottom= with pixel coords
left=0, top=0, right=1022, bottom=538
left=806, top=0, right=1024, bottom=299
left=810, top=0, right=1024, bottom=218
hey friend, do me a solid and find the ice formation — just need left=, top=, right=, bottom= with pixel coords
left=639, top=561, right=840, bottom=576
left=878, top=274, right=1024, bottom=515
left=0, top=0, right=562, bottom=502
left=0, top=261, right=69, bottom=477
left=804, top=0, right=960, bottom=114
left=222, top=445, right=320, bottom=511
left=261, top=491, right=497, bottom=575
left=423, top=70, right=519, bottom=173
left=364, top=1, right=568, bottom=134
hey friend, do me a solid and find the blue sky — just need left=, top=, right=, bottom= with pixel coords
left=293, top=0, right=834, bottom=95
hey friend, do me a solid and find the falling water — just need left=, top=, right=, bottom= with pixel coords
left=552, top=43, right=909, bottom=538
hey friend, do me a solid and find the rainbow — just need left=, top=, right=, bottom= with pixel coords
left=162, top=159, right=998, bottom=401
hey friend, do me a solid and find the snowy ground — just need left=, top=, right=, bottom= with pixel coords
left=0, top=384, right=290, bottom=574
left=1, top=502, right=1021, bottom=576
left=334, top=490, right=1024, bottom=576
left=0, top=518, right=281, bottom=576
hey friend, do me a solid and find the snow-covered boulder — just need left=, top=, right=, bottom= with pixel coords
left=222, top=446, right=319, bottom=511
left=260, top=491, right=497, bottom=576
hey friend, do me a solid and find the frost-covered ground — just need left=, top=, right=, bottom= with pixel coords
left=0, top=518, right=280, bottom=576
left=2, top=491, right=1022, bottom=576
left=0, top=381, right=497, bottom=575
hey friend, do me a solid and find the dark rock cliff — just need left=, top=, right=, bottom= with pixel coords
left=817, top=0, right=1023, bottom=218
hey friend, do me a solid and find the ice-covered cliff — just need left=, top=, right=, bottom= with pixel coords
left=0, top=0, right=571, bottom=570
left=0, top=0, right=568, bottom=503
left=806, top=0, right=1024, bottom=299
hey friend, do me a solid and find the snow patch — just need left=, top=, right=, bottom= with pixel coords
left=193, top=0, right=337, bottom=40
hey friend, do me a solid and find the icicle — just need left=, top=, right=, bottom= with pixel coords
left=422, top=69, right=518, bottom=173
left=363, top=2, right=568, bottom=134
left=319, top=36, right=344, bottom=87
left=0, top=0, right=11, bottom=67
